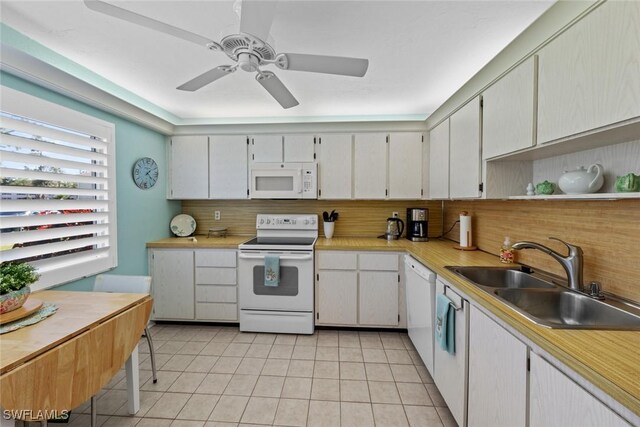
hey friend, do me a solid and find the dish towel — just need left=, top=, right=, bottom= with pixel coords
left=435, top=293, right=456, bottom=355
left=264, top=255, right=280, bottom=287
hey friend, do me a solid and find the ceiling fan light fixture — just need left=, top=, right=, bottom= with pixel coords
left=238, top=52, right=260, bottom=72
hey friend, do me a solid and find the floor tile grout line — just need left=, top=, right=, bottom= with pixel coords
left=73, top=328, right=447, bottom=426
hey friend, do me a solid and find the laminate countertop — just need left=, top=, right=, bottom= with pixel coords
left=146, top=235, right=251, bottom=249
left=147, top=235, right=640, bottom=418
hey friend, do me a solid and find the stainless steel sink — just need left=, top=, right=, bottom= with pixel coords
left=494, top=288, right=640, bottom=330
left=447, top=266, right=556, bottom=289
left=446, top=265, right=640, bottom=330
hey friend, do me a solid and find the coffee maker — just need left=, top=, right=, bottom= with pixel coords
left=406, top=208, right=429, bottom=242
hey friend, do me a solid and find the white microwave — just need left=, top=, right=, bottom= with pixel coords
left=250, top=162, right=317, bottom=199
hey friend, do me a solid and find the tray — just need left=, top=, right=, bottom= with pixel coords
left=0, top=299, right=44, bottom=325
left=208, top=227, right=228, bottom=238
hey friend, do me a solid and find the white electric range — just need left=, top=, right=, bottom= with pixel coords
left=238, top=214, right=318, bottom=334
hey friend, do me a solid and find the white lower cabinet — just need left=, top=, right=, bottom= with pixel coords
left=317, top=270, right=358, bottom=325
left=468, top=305, right=528, bottom=427
left=433, top=278, right=469, bottom=427
left=195, top=249, right=238, bottom=321
left=315, top=251, right=401, bottom=327
left=529, top=353, right=632, bottom=427
left=359, top=271, right=399, bottom=326
left=151, top=249, right=195, bottom=320
left=150, top=248, right=238, bottom=322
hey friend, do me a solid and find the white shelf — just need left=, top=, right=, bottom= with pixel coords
left=508, top=192, right=640, bottom=200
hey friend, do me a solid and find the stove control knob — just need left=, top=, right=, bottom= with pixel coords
left=304, top=219, right=309, bottom=225
left=266, top=219, right=271, bottom=224
left=310, top=218, right=316, bottom=225
left=259, top=219, right=265, bottom=225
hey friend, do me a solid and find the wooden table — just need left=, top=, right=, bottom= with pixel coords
left=0, top=291, right=153, bottom=423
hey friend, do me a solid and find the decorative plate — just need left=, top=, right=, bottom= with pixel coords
left=170, top=214, right=196, bottom=237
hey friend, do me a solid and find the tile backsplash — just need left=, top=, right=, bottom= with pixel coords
left=182, top=200, right=442, bottom=239
left=444, top=199, right=640, bottom=302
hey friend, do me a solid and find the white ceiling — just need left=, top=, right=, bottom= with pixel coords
left=1, top=1, right=554, bottom=124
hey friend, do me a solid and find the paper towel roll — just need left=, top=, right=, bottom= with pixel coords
left=459, top=212, right=472, bottom=248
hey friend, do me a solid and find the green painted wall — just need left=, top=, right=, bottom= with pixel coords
left=1, top=72, right=181, bottom=291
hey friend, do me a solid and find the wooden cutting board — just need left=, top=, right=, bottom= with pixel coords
left=0, top=299, right=43, bottom=325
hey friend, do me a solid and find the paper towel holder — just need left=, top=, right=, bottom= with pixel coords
left=454, top=211, right=477, bottom=251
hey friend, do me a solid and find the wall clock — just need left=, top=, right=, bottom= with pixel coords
left=132, top=157, right=159, bottom=189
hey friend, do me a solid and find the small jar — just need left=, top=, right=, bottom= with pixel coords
left=500, top=237, right=514, bottom=264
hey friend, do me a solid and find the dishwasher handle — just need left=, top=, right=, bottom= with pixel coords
left=404, top=256, right=436, bottom=282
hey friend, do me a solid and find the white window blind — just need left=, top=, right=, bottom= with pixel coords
left=0, top=87, right=117, bottom=290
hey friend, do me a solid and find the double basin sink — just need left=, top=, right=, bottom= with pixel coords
left=446, top=266, right=640, bottom=330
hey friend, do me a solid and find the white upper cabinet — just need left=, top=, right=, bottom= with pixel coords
left=283, top=134, right=316, bottom=162
left=388, top=132, right=423, bottom=199
left=169, top=135, right=209, bottom=199
left=449, top=97, right=482, bottom=198
left=353, top=133, right=388, bottom=199
left=428, top=119, right=450, bottom=199
left=251, top=135, right=283, bottom=162
left=537, top=1, right=640, bottom=144
left=210, top=135, right=249, bottom=199
left=421, top=133, right=430, bottom=200
left=317, top=134, right=353, bottom=199
left=483, top=56, right=537, bottom=159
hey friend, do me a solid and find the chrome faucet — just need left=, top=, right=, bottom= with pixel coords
left=512, top=237, right=584, bottom=291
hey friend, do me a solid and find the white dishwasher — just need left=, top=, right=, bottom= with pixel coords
left=404, top=255, right=437, bottom=375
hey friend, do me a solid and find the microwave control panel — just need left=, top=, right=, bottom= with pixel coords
left=302, top=167, right=317, bottom=198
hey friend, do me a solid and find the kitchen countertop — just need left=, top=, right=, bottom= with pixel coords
left=146, top=235, right=250, bottom=249
left=147, top=235, right=640, bottom=417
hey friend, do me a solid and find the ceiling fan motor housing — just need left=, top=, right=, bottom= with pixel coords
left=221, top=34, right=275, bottom=63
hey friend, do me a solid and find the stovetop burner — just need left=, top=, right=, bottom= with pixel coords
left=239, top=214, right=318, bottom=252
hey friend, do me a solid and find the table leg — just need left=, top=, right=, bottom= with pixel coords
left=125, top=344, right=140, bottom=415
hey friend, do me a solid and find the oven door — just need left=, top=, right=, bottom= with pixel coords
left=238, top=251, right=314, bottom=312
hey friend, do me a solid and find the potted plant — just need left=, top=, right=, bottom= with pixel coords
left=322, top=210, right=339, bottom=239
left=0, top=261, right=40, bottom=314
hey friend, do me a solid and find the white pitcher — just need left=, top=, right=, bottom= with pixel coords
left=558, top=163, right=604, bottom=194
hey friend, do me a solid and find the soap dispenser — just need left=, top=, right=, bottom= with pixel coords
left=500, top=237, right=514, bottom=264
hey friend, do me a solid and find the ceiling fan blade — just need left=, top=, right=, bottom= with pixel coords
left=256, top=71, right=299, bottom=109
left=277, top=53, right=369, bottom=77
left=177, top=66, right=236, bottom=91
left=84, top=0, right=215, bottom=47
left=239, top=0, right=278, bottom=41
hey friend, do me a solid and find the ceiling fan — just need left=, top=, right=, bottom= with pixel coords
left=84, top=0, right=369, bottom=109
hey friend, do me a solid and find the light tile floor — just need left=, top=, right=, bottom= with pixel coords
left=25, top=324, right=457, bottom=427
